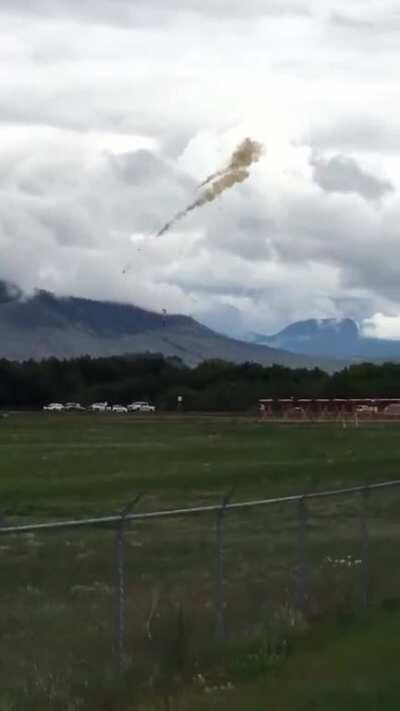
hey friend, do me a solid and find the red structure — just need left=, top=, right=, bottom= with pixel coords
left=258, top=397, right=400, bottom=419
left=259, top=398, right=273, bottom=417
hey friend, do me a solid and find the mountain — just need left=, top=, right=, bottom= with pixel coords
left=0, top=283, right=340, bottom=370
left=251, top=318, right=400, bottom=361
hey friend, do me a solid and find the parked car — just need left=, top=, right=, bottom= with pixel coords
left=89, top=402, right=108, bottom=412
left=64, top=402, right=85, bottom=411
left=383, top=404, right=400, bottom=416
left=43, top=403, right=64, bottom=411
left=111, top=405, right=128, bottom=413
left=138, top=404, right=156, bottom=413
left=127, top=401, right=149, bottom=412
left=356, top=405, right=377, bottom=414
left=127, top=401, right=155, bottom=413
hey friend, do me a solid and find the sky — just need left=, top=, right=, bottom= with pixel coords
left=1, top=0, right=400, bottom=338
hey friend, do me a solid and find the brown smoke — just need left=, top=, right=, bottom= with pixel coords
left=156, top=138, right=263, bottom=237
left=199, top=137, right=263, bottom=188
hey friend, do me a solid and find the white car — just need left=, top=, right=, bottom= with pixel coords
left=138, top=404, right=156, bottom=413
left=127, top=401, right=148, bottom=412
left=356, top=405, right=377, bottom=414
left=64, top=402, right=85, bottom=411
left=89, top=402, right=108, bottom=412
left=112, top=405, right=128, bottom=413
left=43, top=403, right=64, bottom=411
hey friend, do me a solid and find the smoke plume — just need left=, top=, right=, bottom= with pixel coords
left=156, top=138, right=264, bottom=237
left=199, top=137, right=264, bottom=188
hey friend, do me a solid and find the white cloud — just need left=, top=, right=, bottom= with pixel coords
left=1, top=0, right=400, bottom=337
left=362, top=314, right=400, bottom=340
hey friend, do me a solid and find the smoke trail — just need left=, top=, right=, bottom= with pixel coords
left=199, top=137, right=263, bottom=188
left=156, top=208, right=192, bottom=238
left=156, top=138, right=263, bottom=237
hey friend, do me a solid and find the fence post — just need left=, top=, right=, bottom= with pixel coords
left=115, top=494, right=143, bottom=675
left=296, top=496, right=308, bottom=612
left=360, top=486, right=370, bottom=611
left=215, top=489, right=234, bottom=643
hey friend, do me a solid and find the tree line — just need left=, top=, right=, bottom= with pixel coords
left=2, top=354, right=400, bottom=411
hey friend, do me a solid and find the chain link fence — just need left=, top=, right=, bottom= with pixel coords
left=1, top=479, right=400, bottom=707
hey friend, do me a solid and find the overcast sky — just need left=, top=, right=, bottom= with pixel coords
left=1, top=0, right=400, bottom=338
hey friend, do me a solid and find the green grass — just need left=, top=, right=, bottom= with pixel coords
left=1, top=413, right=400, bottom=517
left=189, top=605, right=400, bottom=711
left=1, top=414, right=400, bottom=709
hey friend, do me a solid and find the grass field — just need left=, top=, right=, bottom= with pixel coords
left=189, top=605, right=400, bottom=711
left=1, top=414, right=400, bottom=709
left=2, top=412, right=400, bottom=517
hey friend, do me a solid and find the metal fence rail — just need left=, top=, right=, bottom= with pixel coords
left=1, top=478, right=400, bottom=535
left=1, top=478, right=400, bottom=680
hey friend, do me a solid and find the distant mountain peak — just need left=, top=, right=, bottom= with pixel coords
left=275, top=318, right=359, bottom=340
left=251, top=317, right=400, bottom=361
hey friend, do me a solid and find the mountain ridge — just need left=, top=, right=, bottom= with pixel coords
left=0, top=283, right=341, bottom=371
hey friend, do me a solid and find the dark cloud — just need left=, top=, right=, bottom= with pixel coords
left=310, top=153, right=394, bottom=202
left=340, top=255, right=400, bottom=304
left=332, top=296, right=377, bottom=321
left=0, top=281, right=22, bottom=304
left=38, top=208, right=95, bottom=248
left=106, top=148, right=196, bottom=233
left=110, top=149, right=193, bottom=191
left=202, top=214, right=276, bottom=262
left=111, top=150, right=170, bottom=185
left=0, top=96, right=147, bottom=137
left=307, top=118, right=397, bottom=153
left=271, top=186, right=400, bottom=311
